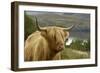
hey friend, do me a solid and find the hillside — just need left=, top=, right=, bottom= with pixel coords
left=25, top=11, right=90, bottom=39
left=61, top=48, right=90, bottom=59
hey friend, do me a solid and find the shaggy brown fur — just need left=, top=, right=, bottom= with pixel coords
left=24, top=26, right=69, bottom=61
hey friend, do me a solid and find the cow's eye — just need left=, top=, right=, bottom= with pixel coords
left=65, top=38, right=68, bottom=42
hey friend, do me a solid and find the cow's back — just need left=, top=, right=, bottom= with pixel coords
left=24, top=31, right=49, bottom=61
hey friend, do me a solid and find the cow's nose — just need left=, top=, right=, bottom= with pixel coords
left=59, top=44, right=64, bottom=50
left=60, top=45, right=64, bottom=49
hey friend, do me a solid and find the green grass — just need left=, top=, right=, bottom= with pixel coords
left=61, top=48, right=90, bottom=60
left=61, top=39, right=90, bottom=60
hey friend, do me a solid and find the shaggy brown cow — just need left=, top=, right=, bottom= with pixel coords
left=24, top=17, right=74, bottom=61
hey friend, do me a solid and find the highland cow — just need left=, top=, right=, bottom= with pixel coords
left=24, top=17, right=74, bottom=61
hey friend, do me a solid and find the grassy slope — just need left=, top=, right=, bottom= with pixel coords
left=61, top=48, right=90, bottom=60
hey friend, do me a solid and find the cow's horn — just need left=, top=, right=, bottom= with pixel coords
left=35, top=16, right=46, bottom=31
left=62, top=25, right=74, bottom=31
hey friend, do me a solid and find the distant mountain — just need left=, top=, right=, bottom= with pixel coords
left=25, top=11, right=90, bottom=39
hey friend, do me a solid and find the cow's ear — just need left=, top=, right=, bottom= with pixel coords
left=41, top=30, right=47, bottom=37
